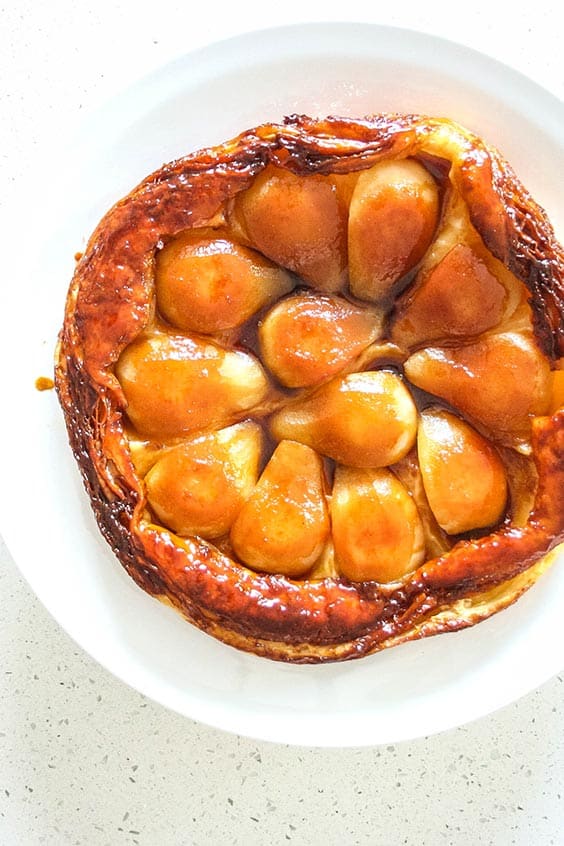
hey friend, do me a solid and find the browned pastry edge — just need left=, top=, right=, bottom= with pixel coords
left=55, top=114, right=564, bottom=662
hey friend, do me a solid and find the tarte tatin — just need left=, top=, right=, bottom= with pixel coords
left=55, top=114, right=564, bottom=662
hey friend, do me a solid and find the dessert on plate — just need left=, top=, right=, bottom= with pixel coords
left=55, top=114, right=564, bottom=662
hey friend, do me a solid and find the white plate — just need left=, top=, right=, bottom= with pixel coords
left=2, top=23, right=563, bottom=747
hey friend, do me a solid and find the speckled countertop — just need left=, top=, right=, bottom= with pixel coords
left=1, top=4, right=563, bottom=844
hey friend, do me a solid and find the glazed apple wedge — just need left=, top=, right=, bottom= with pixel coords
left=259, top=294, right=383, bottom=388
left=331, top=466, right=425, bottom=583
left=155, top=229, right=294, bottom=334
left=405, top=332, right=552, bottom=450
left=144, top=421, right=263, bottom=539
left=230, top=440, right=330, bottom=577
left=348, top=158, right=440, bottom=303
left=391, top=243, right=508, bottom=347
left=417, top=409, right=508, bottom=535
left=270, top=370, right=418, bottom=467
left=115, top=331, right=270, bottom=440
left=231, top=165, right=348, bottom=292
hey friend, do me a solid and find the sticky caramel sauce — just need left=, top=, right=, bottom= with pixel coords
left=35, top=376, right=55, bottom=391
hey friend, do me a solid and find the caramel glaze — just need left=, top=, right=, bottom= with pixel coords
left=56, top=114, right=564, bottom=662
left=35, top=376, right=55, bottom=391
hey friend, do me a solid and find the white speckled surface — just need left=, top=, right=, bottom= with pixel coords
left=1, top=3, right=563, bottom=843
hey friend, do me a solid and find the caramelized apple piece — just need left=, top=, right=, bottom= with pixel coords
left=417, top=409, right=507, bottom=535
left=404, top=332, right=552, bottom=447
left=116, top=331, right=269, bottom=439
left=391, top=244, right=507, bottom=347
left=155, top=230, right=293, bottom=334
left=331, top=467, right=425, bottom=583
left=230, top=440, right=329, bottom=576
left=270, top=370, right=417, bottom=467
left=145, top=421, right=263, bottom=538
left=348, top=159, right=439, bottom=303
left=231, top=166, right=347, bottom=292
left=259, top=294, right=383, bottom=387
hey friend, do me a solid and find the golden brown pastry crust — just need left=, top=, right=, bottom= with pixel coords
left=55, top=114, right=564, bottom=663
